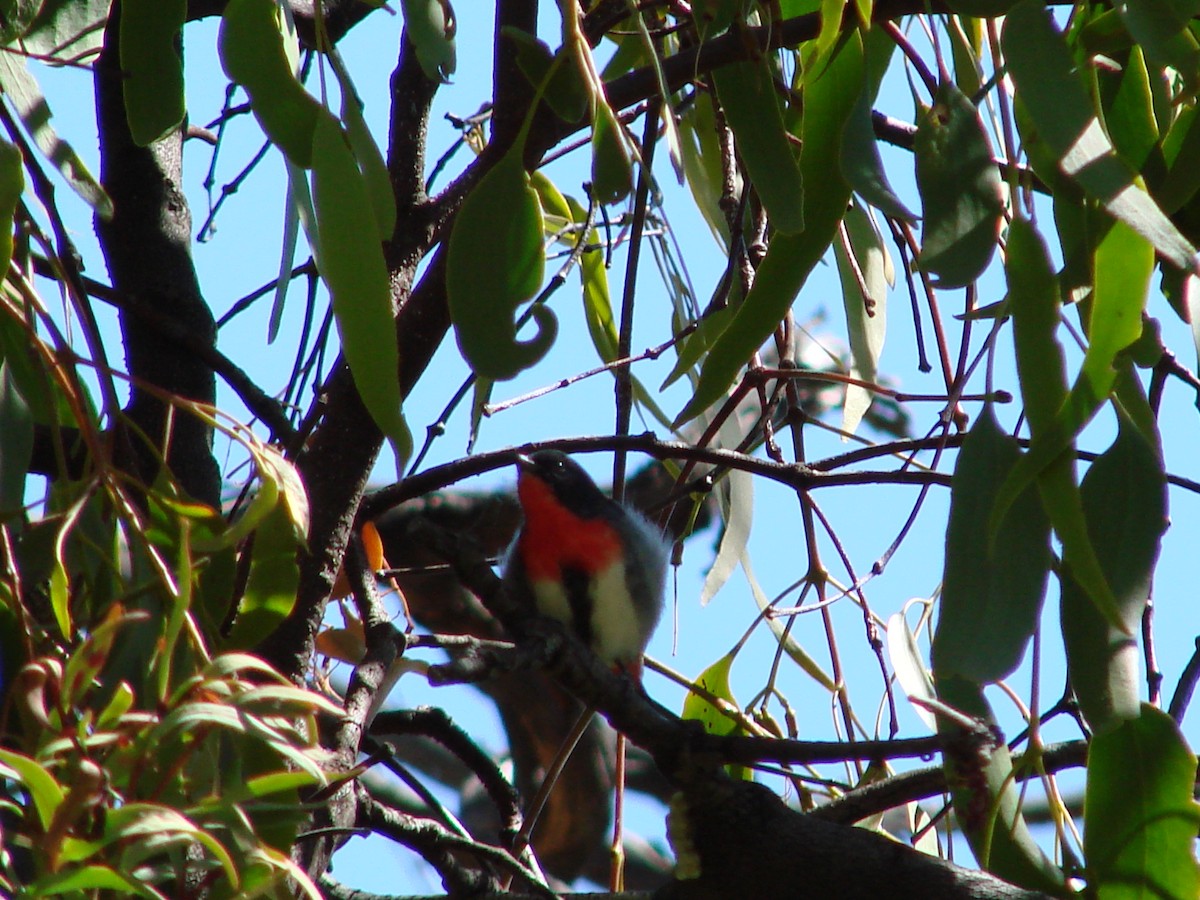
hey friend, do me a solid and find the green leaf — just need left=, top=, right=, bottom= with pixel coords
left=219, top=0, right=321, bottom=168
left=915, top=81, right=1004, bottom=288
left=328, top=49, right=397, bottom=243
left=1003, top=0, right=1195, bottom=270
left=1081, top=218, right=1154, bottom=403
left=682, top=653, right=750, bottom=780
left=0, top=0, right=40, bottom=44
left=28, top=865, right=166, bottom=899
left=0, top=748, right=63, bottom=831
left=834, top=201, right=889, bottom=435
left=311, top=114, right=410, bottom=464
left=1102, top=46, right=1158, bottom=172
left=676, top=33, right=862, bottom=426
left=1062, top=415, right=1167, bottom=733
left=841, top=76, right=915, bottom=220
left=1116, top=0, right=1200, bottom=84
left=998, top=219, right=1121, bottom=629
left=399, top=0, right=456, bottom=83
left=591, top=100, right=633, bottom=205
left=119, top=0, right=186, bottom=146
left=678, top=89, right=731, bottom=245
left=0, top=52, right=112, bottom=218
left=1086, top=706, right=1200, bottom=899
left=224, top=503, right=300, bottom=650
left=713, top=56, right=805, bottom=234
left=505, top=28, right=588, bottom=123
left=932, top=407, right=1052, bottom=683
left=447, top=145, right=555, bottom=380
left=22, top=0, right=109, bottom=59
left=839, top=26, right=911, bottom=220
left=0, top=363, right=32, bottom=523
left=0, top=136, right=24, bottom=281
left=935, top=677, right=1066, bottom=892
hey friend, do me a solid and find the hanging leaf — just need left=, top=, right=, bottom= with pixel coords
left=399, top=0, right=456, bottom=83
left=328, top=49, right=397, bottom=243
left=504, top=28, right=588, bottom=123
left=841, top=79, right=915, bottom=221
left=119, top=0, right=186, bottom=146
left=713, top=55, right=805, bottom=234
left=591, top=100, right=632, bottom=205
left=220, top=0, right=321, bottom=168
left=1062, top=414, right=1167, bottom=733
left=915, top=81, right=1004, bottom=288
left=997, top=219, right=1121, bottom=630
left=447, top=145, right=554, bottom=380
left=932, top=406, right=1051, bottom=684
left=311, top=114, right=410, bottom=465
left=886, top=611, right=937, bottom=731
left=834, top=201, right=889, bottom=436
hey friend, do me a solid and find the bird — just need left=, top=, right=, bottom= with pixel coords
left=503, top=450, right=669, bottom=681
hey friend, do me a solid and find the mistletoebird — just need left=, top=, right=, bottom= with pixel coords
left=503, top=450, right=669, bottom=681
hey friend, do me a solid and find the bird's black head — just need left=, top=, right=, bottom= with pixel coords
left=516, top=450, right=610, bottom=517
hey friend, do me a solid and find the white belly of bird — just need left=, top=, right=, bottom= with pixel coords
left=531, top=558, right=642, bottom=665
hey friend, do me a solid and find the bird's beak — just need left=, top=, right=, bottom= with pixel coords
left=515, top=453, right=537, bottom=474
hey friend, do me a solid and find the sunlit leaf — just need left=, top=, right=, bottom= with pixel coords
left=1102, top=47, right=1158, bottom=171
left=1086, top=706, right=1200, bottom=898
left=311, top=113, right=410, bottom=464
left=219, top=0, right=321, bottom=167
left=1003, top=0, right=1195, bottom=269
left=224, top=504, right=300, bottom=650
left=0, top=748, right=63, bottom=831
left=22, top=0, right=109, bottom=59
left=327, top=48, right=396, bottom=243
left=682, top=653, right=751, bottom=779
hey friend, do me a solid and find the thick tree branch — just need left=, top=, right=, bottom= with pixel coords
left=95, top=1, right=220, bottom=505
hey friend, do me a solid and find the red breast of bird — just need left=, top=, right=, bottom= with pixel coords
left=506, top=451, right=668, bottom=680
